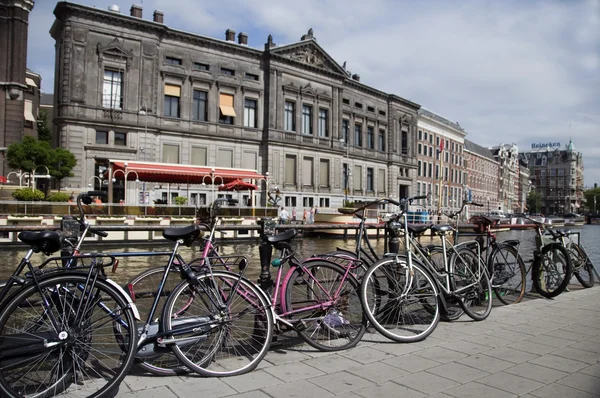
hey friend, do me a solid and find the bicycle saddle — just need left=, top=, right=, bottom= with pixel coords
left=430, top=224, right=454, bottom=235
left=18, top=230, right=63, bottom=255
left=407, top=224, right=430, bottom=236
left=162, top=224, right=201, bottom=246
left=548, top=229, right=571, bottom=238
left=264, top=229, right=297, bottom=244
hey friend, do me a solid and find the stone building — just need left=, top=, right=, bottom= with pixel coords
left=415, top=109, right=467, bottom=213
left=0, top=0, right=36, bottom=177
left=519, top=140, right=584, bottom=215
left=490, top=143, right=522, bottom=213
left=50, top=2, right=420, bottom=206
left=463, top=140, right=500, bottom=213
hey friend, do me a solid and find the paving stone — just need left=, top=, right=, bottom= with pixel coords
left=560, top=323, right=600, bottom=336
left=572, top=339, right=600, bottom=354
left=410, top=336, right=446, bottom=349
left=372, top=341, right=423, bottom=356
left=482, top=346, right=540, bottom=364
left=123, top=375, right=187, bottom=392
left=525, top=319, right=564, bottom=332
left=507, top=323, right=549, bottom=336
left=485, top=328, right=537, bottom=342
left=339, top=345, right=394, bottom=364
left=529, top=334, right=577, bottom=348
left=222, top=369, right=284, bottom=393
left=308, top=371, right=374, bottom=394
left=302, top=353, right=361, bottom=373
left=222, top=391, right=272, bottom=398
left=556, top=372, right=600, bottom=395
left=443, top=339, right=490, bottom=355
left=444, top=381, right=517, bottom=398
left=529, top=382, right=598, bottom=398
left=117, top=386, right=178, bottom=398
left=580, top=363, right=600, bottom=377
left=477, top=371, right=545, bottom=395
left=395, top=371, right=461, bottom=395
left=427, top=362, right=490, bottom=383
left=168, top=377, right=240, bottom=397
left=263, top=361, right=325, bottom=382
left=353, top=381, right=425, bottom=398
left=507, top=340, right=558, bottom=355
left=467, top=333, right=513, bottom=348
left=261, top=379, right=333, bottom=398
left=551, top=346, right=600, bottom=364
left=382, top=353, right=441, bottom=373
left=263, top=348, right=313, bottom=366
left=457, top=354, right=515, bottom=373
left=346, top=361, right=410, bottom=384
left=528, top=354, right=589, bottom=373
left=542, top=328, right=592, bottom=342
left=503, top=362, right=569, bottom=384
left=414, top=346, right=469, bottom=364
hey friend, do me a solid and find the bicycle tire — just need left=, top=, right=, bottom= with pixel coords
left=360, top=257, right=440, bottom=342
left=451, top=248, right=492, bottom=321
left=569, top=243, right=594, bottom=288
left=284, top=260, right=367, bottom=351
left=424, top=245, right=464, bottom=321
left=163, top=270, right=273, bottom=377
left=125, top=266, right=189, bottom=376
left=488, top=245, right=527, bottom=305
left=0, top=272, right=137, bottom=398
left=532, top=243, right=573, bottom=298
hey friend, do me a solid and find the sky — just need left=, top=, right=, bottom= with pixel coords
left=28, top=0, right=600, bottom=185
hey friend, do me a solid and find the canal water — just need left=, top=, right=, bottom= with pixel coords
left=0, top=225, right=598, bottom=286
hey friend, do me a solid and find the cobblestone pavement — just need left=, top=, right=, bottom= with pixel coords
left=118, top=287, right=600, bottom=397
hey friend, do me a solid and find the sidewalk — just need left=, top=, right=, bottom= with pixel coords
left=118, top=288, right=600, bottom=397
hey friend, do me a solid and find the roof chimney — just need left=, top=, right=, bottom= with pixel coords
left=153, top=10, right=164, bottom=23
left=225, top=29, right=236, bottom=42
left=130, top=4, right=142, bottom=18
left=238, top=32, right=248, bottom=45
left=108, top=5, right=120, bottom=13
left=352, top=74, right=360, bottom=82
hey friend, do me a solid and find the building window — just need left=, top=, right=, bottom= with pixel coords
left=367, top=168, right=374, bottom=191
left=219, top=93, right=236, bottom=124
left=355, top=102, right=363, bottom=109
left=418, top=143, right=422, bottom=155
left=401, top=130, right=408, bottom=155
left=285, top=155, right=297, bottom=185
left=165, top=56, right=182, bottom=65
left=342, top=120, right=349, bottom=143
left=429, top=147, right=433, bottom=157
left=302, top=157, right=314, bottom=186
left=96, top=131, right=108, bottom=145
left=191, top=147, right=207, bottom=165
left=379, top=110, right=386, bottom=117
left=192, top=90, right=207, bottom=121
left=342, top=98, right=350, bottom=105
left=418, top=130, right=423, bottom=140
left=164, top=84, right=181, bottom=118
left=162, top=144, right=179, bottom=163
left=302, top=104, right=313, bottom=135
left=318, top=109, right=328, bottom=137
left=424, top=132, right=428, bottom=141
left=284, top=101, right=296, bottom=131
left=114, top=132, right=127, bottom=146
left=103, top=69, right=123, bottom=109
left=244, top=72, right=259, bottom=81
left=217, top=148, right=233, bottom=168
left=367, top=106, right=375, bottom=113
left=244, top=98, right=257, bottom=128
left=379, top=130, right=386, bottom=151
left=367, top=126, right=374, bottom=149
left=354, top=165, right=362, bottom=190
left=220, top=67, right=235, bottom=76
left=319, top=159, right=330, bottom=187
left=193, top=62, right=209, bottom=71
left=418, top=160, right=422, bottom=176
left=354, top=124, right=362, bottom=147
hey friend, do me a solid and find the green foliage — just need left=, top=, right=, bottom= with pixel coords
left=46, top=192, right=71, bottom=202
left=343, top=200, right=355, bottom=208
left=50, top=148, right=77, bottom=191
left=527, top=191, right=542, bottom=214
left=6, top=136, right=52, bottom=172
left=12, top=188, right=45, bottom=201
left=583, top=187, right=600, bottom=214
left=37, top=108, right=52, bottom=143
left=174, top=196, right=188, bottom=205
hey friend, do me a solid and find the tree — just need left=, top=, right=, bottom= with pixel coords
left=583, top=186, right=600, bottom=214
left=50, top=148, right=77, bottom=192
left=37, top=108, right=52, bottom=143
left=6, top=136, right=53, bottom=186
left=526, top=191, right=542, bottom=214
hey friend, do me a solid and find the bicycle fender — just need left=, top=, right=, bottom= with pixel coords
left=105, top=278, right=141, bottom=321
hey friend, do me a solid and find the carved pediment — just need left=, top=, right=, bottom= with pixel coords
left=97, top=38, right=134, bottom=60
left=281, top=82, right=332, bottom=100
left=272, top=42, right=347, bottom=76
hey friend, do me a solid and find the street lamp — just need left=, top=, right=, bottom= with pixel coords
left=202, top=168, right=224, bottom=206
left=257, top=172, right=278, bottom=216
left=340, top=138, right=351, bottom=205
left=88, top=174, right=104, bottom=190
left=30, top=165, right=51, bottom=191
left=112, top=166, right=140, bottom=205
left=6, top=170, right=26, bottom=187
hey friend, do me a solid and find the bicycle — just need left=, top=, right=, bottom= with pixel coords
left=0, top=192, right=139, bottom=398
left=546, top=229, right=594, bottom=288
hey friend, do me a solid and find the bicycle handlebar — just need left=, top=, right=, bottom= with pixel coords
left=75, top=191, right=109, bottom=238
left=442, top=200, right=483, bottom=219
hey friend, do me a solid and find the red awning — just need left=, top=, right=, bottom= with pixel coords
left=0, top=176, right=7, bottom=184
left=218, top=179, right=259, bottom=191
left=110, top=161, right=264, bottom=185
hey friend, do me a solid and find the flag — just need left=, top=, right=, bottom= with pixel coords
left=438, top=139, right=444, bottom=153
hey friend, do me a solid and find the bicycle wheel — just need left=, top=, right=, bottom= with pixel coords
left=284, top=260, right=366, bottom=351
left=125, top=266, right=188, bottom=376
left=0, top=272, right=137, bottom=398
left=360, top=257, right=440, bottom=342
left=163, top=270, right=273, bottom=377
left=569, top=243, right=594, bottom=288
left=533, top=243, right=573, bottom=298
left=488, top=245, right=527, bottom=305
left=425, top=245, right=464, bottom=321
left=451, top=249, right=492, bottom=321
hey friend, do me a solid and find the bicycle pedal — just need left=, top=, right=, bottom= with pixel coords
left=294, top=320, right=308, bottom=332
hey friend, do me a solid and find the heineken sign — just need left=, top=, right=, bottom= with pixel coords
left=531, top=142, right=561, bottom=149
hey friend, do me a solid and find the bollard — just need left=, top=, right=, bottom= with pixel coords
left=257, top=218, right=274, bottom=291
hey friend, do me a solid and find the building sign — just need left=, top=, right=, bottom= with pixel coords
left=531, top=142, right=561, bottom=149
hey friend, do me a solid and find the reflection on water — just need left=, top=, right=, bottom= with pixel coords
left=1, top=225, right=598, bottom=286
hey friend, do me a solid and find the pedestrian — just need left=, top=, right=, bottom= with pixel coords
left=279, top=207, right=289, bottom=224
left=303, top=208, right=308, bottom=223
left=292, top=208, right=297, bottom=221
left=309, top=206, right=316, bottom=224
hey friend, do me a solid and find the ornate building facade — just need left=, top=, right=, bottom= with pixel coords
left=464, top=140, right=500, bottom=213
left=51, top=2, right=420, bottom=206
left=490, top=143, right=527, bottom=213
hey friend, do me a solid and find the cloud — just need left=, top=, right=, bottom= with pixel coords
left=28, top=0, right=600, bottom=185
